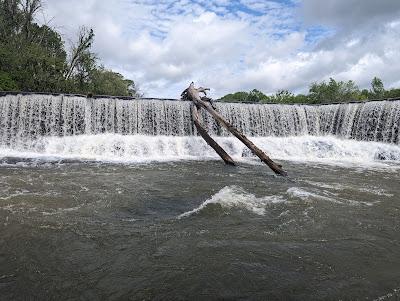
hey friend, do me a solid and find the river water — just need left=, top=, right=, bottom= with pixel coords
left=0, top=153, right=399, bottom=300
left=1, top=95, right=400, bottom=300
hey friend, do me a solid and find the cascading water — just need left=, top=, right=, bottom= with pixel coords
left=0, top=93, right=399, bottom=164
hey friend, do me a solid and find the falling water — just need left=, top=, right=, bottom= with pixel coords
left=0, top=94, right=399, bottom=164
left=1, top=94, right=399, bottom=143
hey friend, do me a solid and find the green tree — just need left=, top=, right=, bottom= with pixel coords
left=219, top=77, right=399, bottom=104
left=0, top=0, right=23, bottom=41
left=63, top=28, right=140, bottom=96
left=292, top=94, right=309, bottom=103
left=384, top=88, right=400, bottom=99
left=91, top=67, right=140, bottom=97
left=308, top=78, right=360, bottom=103
left=0, top=0, right=67, bottom=91
left=21, top=0, right=42, bottom=40
left=359, top=89, right=370, bottom=100
left=220, top=91, right=250, bottom=102
left=0, top=71, right=18, bottom=90
left=268, top=90, right=296, bottom=103
left=247, top=89, right=268, bottom=102
left=370, top=77, right=385, bottom=99
left=0, top=0, right=140, bottom=96
left=220, top=89, right=269, bottom=103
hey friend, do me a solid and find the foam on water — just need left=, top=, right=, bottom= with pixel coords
left=1, top=94, right=400, bottom=168
left=178, top=184, right=367, bottom=219
left=286, top=187, right=338, bottom=202
left=178, top=186, right=286, bottom=218
left=0, top=134, right=399, bottom=167
left=178, top=182, right=383, bottom=219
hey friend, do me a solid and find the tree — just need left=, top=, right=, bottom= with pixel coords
left=247, top=89, right=268, bottom=102
left=384, top=88, right=400, bottom=99
left=64, top=27, right=96, bottom=83
left=268, top=90, right=296, bottom=103
left=370, top=77, right=385, bottom=99
left=63, top=28, right=139, bottom=96
left=0, top=1, right=139, bottom=96
left=359, top=89, right=370, bottom=100
left=220, top=89, right=269, bottom=103
left=219, top=77, right=399, bottom=104
left=308, top=78, right=360, bottom=103
left=0, top=0, right=23, bottom=41
left=292, top=94, right=309, bottom=103
left=21, top=0, right=42, bottom=40
left=0, top=71, right=18, bottom=90
left=91, top=67, right=140, bottom=97
left=0, top=0, right=67, bottom=92
left=220, top=91, right=250, bottom=102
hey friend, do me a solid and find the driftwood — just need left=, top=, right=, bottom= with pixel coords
left=182, top=82, right=287, bottom=177
left=191, top=104, right=235, bottom=166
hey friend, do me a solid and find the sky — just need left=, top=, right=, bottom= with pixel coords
left=40, top=0, right=400, bottom=98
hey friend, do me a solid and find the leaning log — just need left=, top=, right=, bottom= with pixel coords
left=184, top=83, right=287, bottom=177
left=191, top=104, right=236, bottom=166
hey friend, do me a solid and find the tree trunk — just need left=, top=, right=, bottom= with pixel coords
left=191, top=104, right=236, bottom=166
left=184, top=83, right=287, bottom=177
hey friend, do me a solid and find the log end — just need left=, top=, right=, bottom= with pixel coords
left=278, top=170, right=288, bottom=177
left=225, top=160, right=236, bottom=166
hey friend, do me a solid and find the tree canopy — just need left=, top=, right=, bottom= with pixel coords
left=220, top=77, right=400, bottom=104
left=0, top=0, right=140, bottom=97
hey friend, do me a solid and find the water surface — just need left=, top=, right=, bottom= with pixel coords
left=1, top=159, right=399, bottom=300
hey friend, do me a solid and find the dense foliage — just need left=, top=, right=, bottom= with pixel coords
left=220, top=77, right=400, bottom=104
left=0, top=0, right=139, bottom=96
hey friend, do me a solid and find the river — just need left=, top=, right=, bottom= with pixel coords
left=0, top=95, right=399, bottom=300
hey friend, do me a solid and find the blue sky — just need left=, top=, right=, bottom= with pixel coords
left=42, top=0, right=400, bottom=97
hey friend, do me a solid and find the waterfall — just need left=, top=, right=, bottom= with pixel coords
left=0, top=94, right=399, bottom=165
left=1, top=94, right=399, bottom=144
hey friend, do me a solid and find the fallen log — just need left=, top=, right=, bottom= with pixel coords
left=182, top=82, right=287, bottom=177
left=191, top=104, right=236, bottom=166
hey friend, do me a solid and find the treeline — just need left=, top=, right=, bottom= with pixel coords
left=220, top=77, right=400, bottom=104
left=0, top=0, right=140, bottom=96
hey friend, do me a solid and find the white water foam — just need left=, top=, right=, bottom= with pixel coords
left=178, top=184, right=379, bottom=219
left=286, top=187, right=341, bottom=203
left=0, top=134, right=400, bottom=167
left=179, top=186, right=287, bottom=218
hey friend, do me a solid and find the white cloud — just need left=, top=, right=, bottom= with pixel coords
left=40, top=0, right=400, bottom=98
left=302, top=0, right=400, bottom=29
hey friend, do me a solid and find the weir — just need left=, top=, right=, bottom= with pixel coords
left=0, top=94, right=399, bottom=145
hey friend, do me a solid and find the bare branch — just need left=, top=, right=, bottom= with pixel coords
left=65, top=27, right=95, bottom=80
